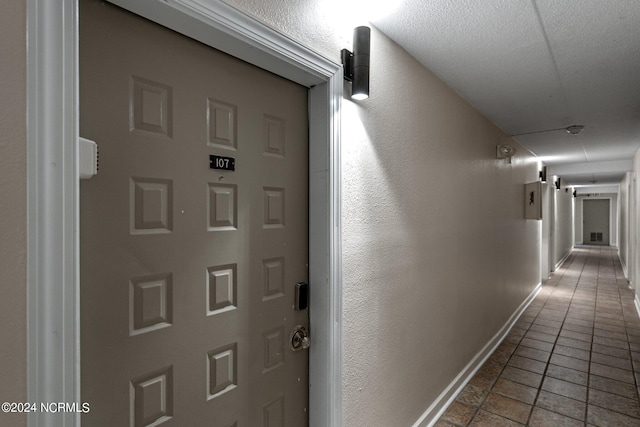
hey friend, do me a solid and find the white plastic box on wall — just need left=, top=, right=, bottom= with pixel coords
left=525, top=181, right=542, bottom=220
left=79, top=137, right=98, bottom=179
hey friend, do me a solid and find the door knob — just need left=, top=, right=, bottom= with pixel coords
left=290, top=325, right=310, bottom=351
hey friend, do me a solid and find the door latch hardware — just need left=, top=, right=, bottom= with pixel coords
left=290, top=325, right=310, bottom=352
left=295, top=282, right=309, bottom=311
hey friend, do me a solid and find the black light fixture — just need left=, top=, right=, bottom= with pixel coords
left=539, top=166, right=547, bottom=182
left=341, top=26, right=371, bottom=100
left=555, top=177, right=561, bottom=190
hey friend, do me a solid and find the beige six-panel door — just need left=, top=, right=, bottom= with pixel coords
left=80, top=1, right=309, bottom=425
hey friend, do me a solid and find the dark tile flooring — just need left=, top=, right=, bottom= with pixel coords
left=435, top=245, right=640, bottom=426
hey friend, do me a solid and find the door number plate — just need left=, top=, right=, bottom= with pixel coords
left=210, top=155, right=235, bottom=171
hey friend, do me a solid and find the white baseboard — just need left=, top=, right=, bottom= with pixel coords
left=554, top=247, right=573, bottom=271
left=618, top=251, right=629, bottom=279
left=412, top=282, right=542, bottom=427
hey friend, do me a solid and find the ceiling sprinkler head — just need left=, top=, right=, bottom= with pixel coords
left=565, top=125, right=584, bottom=135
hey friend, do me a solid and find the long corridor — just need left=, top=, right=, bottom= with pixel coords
left=436, top=246, right=640, bottom=426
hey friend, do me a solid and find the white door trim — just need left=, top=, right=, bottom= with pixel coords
left=27, top=1, right=81, bottom=426
left=580, top=196, right=615, bottom=247
left=26, top=1, right=343, bottom=426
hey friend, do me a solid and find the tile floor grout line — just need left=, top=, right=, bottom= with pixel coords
left=526, top=252, right=579, bottom=425
left=587, top=248, right=640, bottom=422
left=584, top=250, right=596, bottom=426
left=525, top=251, right=583, bottom=425
left=538, top=252, right=588, bottom=425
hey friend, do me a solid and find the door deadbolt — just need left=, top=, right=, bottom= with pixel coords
left=290, top=325, right=310, bottom=352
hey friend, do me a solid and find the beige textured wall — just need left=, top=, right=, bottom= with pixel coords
left=223, top=0, right=356, bottom=63
left=341, top=29, right=540, bottom=426
left=0, top=1, right=27, bottom=426
left=223, top=1, right=541, bottom=425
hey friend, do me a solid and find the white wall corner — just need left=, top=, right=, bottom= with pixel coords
left=412, top=282, right=542, bottom=427
left=635, top=293, right=640, bottom=320
left=555, top=246, right=574, bottom=271
left=619, top=250, right=629, bottom=279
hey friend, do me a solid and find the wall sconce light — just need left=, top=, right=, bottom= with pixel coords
left=341, top=26, right=371, bottom=100
left=573, top=190, right=577, bottom=198
left=496, top=144, right=517, bottom=163
left=555, top=178, right=561, bottom=190
left=539, top=166, right=547, bottom=182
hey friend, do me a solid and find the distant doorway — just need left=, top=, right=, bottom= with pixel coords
left=583, top=199, right=610, bottom=245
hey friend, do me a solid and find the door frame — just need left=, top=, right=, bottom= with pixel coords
left=26, top=1, right=343, bottom=426
left=540, top=182, right=551, bottom=280
left=631, top=177, right=637, bottom=289
left=580, top=197, right=614, bottom=246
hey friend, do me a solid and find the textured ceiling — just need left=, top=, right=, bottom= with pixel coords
left=373, top=0, right=640, bottom=187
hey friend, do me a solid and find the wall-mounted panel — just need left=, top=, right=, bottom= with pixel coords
left=525, top=181, right=542, bottom=220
